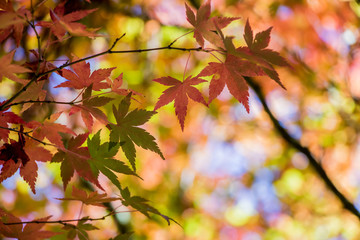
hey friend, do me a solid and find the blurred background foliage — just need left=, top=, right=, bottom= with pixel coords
left=1, top=0, right=360, bottom=239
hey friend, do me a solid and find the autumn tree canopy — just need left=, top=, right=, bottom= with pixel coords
left=1, top=0, right=360, bottom=239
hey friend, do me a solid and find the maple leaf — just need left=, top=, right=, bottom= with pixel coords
left=106, top=73, right=141, bottom=96
left=0, top=209, right=59, bottom=240
left=0, top=50, right=30, bottom=83
left=56, top=186, right=121, bottom=207
left=0, top=108, right=24, bottom=141
left=12, top=79, right=47, bottom=112
left=106, top=73, right=130, bottom=96
left=120, top=187, right=178, bottom=226
left=108, top=94, right=164, bottom=170
left=0, top=0, right=31, bottom=46
left=185, top=0, right=239, bottom=47
left=0, top=126, right=38, bottom=193
left=237, top=20, right=288, bottom=88
left=69, top=86, right=112, bottom=132
left=24, top=139, right=53, bottom=163
left=62, top=216, right=98, bottom=240
left=153, top=75, right=207, bottom=130
left=198, top=56, right=250, bottom=111
left=28, top=112, right=76, bottom=148
left=51, top=133, right=103, bottom=190
left=87, top=130, right=139, bottom=190
left=110, top=232, right=134, bottom=240
left=55, top=57, right=115, bottom=90
left=209, top=19, right=287, bottom=93
left=36, top=2, right=98, bottom=40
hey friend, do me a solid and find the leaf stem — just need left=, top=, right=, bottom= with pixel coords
left=168, top=30, right=194, bottom=47
left=183, top=52, right=192, bottom=82
left=209, top=51, right=223, bottom=63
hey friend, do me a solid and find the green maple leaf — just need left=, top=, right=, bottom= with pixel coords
left=110, top=232, right=134, bottom=240
left=120, top=187, right=178, bottom=226
left=108, top=94, right=164, bottom=171
left=87, top=130, right=138, bottom=190
left=63, top=217, right=98, bottom=240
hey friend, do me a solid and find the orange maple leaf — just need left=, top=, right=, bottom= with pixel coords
left=0, top=209, right=59, bottom=240
left=56, top=186, right=121, bottom=207
left=0, top=0, right=31, bottom=46
left=28, top=112, right=76, bottom=148
left=0, top=50, right=30, bottom=83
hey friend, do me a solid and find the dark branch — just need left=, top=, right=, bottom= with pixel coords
left=245, top=76, right=360, bottom=221
left=1, top=211, right=134, bottom=226
left=0, top=126, right=49, bottom=146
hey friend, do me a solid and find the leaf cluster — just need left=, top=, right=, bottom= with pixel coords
left=0, top=0, right=289, bottom=238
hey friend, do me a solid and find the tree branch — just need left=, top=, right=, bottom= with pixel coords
left=245, top=76, right=360, bottom=220
left=0, top=126, right=49, bottom=146
left=0, top=37, right=206, bottom=112
left=1, top=211, right=136, bottom=226
left=5, top=100, right=75, bottom=108
left=80, top=179, right=131, bottom=234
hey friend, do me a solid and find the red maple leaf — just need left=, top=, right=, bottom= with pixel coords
left=56, top=186, right=121, bottom=207
left=55, top=57, right=115, bottom=90
left=51, top=133, right=103, bottom=190
left=153, top=75, right=207, bottom=130
left=185, top=0, right=239, bottom=47
left=237, top=20, right=288, bottom=88
left=0, top=50, right=31, bottom=83
left=0, top=209, right=59, bottom=240
left=36, top=2, right=98, bottom=40
left=198, top=55, right=251, bottom=111
left=0, top=0, right=31, bottom=46
left=0, top=126, right=38, bottom=194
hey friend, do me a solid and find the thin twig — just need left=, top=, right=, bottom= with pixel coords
left=109, top=33, right=126, bottom=50
left=5, top=100, right=75, bottom=108
left=1, top=211, right=135, bottom=226
left=0, top=39, right=207, bottom=111
left=245, top=76, right=360, bottom=221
